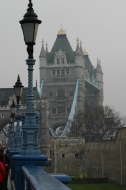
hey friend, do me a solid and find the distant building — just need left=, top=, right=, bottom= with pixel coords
left=39, top=28, right=103, bottom=133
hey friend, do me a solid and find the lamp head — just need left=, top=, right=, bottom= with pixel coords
left=13, top=75, right=24, bottom=104
left=19, top=0, right=42, bottom=58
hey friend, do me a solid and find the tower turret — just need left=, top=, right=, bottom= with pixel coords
left=45, top=42, right=48, bottom=53
left=75, top=38, right=81, bottom=56
left=80, top=41, right=83, bottom=55
left=95, top=58, right=103, bottom=105
left=39, top=39, right=47, bottom=84
left=75, top=38, right=84, bottom=67
left=40, top=39, right=46, bottom=57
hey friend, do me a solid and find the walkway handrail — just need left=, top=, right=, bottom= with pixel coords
left=22, top=165, right=71, bottom=190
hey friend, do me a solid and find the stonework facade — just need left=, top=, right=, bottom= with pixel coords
left=50, top=128, right=126, bottom=185
left=39, top=29, right=103, bottom=131
left=37, top=99, right=51, bottom=158
left=85, top=127, right=126, bottom=185
left=51, top=137, right=85, bottom=175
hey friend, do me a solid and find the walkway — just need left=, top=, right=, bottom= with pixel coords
left=7, top=172, right=14, bottom=190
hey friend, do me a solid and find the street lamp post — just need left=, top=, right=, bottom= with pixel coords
left=19, top=0, right=41, bottom=155
left=13, top=75, right=24, bottom=151
left=8, top=100, right=16, bottom=149
left=11, top=3, right=48, bottom=189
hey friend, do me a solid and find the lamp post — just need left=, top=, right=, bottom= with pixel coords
left=8, top=100, right=16, bottom=150
left=19, top=0, right=41, bottom=155
left=11, top=3, right=47, bottom=189
left=13, top=75, right=24, bottom=151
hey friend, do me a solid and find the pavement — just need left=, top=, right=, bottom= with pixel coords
left=7, top=172, right=14, bottom=190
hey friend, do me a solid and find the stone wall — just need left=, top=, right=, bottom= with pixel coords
left=51, top=137, right=85, bottom=175
left=85, top=127, right=126, bottom=185
left=51, top=128, right=126, bottom=185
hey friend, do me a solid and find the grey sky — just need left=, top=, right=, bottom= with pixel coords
left=0, top=0, right=126, bottom=116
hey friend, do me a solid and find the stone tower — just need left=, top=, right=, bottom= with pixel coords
left=39, top=28, right=103, bottom=132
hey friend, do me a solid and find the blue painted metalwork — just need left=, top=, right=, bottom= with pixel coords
left=12, top=155, right=47, bottom=190
left=49, top=173, right=72, bottom=185
left=60, top=79, right=79, bottom=137
left=39, top=80, right=44, bottom=98
left=48, top=121, right=57, bottom=137
left=7, top=124, right=15, bottom=150
left=22, top=165, right=71, bottom=190
left=14, top=103, right=22, bottom=151
left=20, top=58, right=41, bottom=155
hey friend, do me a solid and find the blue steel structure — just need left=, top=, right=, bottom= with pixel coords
left=61, top=79, right=79, bottom=137
left=13, top=75, right=24, bottom=152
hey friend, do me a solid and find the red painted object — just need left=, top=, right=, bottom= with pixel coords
left=0, top=161, right=6, bottom=183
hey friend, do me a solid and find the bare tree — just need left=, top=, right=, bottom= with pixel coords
left=70, top=105, right=126, bottom=142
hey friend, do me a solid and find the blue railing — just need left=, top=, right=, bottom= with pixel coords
left=22, top=165, right=71, bottom=190
left=9, top=153, right=71, bottom=190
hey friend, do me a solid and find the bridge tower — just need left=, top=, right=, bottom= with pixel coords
left=39, top=28, right=103, bottom=132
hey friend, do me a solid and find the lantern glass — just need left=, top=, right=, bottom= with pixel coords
left=21, top=22, right=39, bottom=44
left=14, top=86, right=23, bottom=98
left=13, top=75, right=24, bottom=100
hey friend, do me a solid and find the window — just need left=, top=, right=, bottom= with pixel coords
left=70, top=91, right=73, bottom=96
left=52, top=69, right=55, bottom=75
left=66, top=68, right=69, bottom=74
left=58, top=106, right=65, bottom=113
left=61, top=69, right=65, bottom=75
left=52, top=108, right=56, bottom=114
left=75, top=154, right=78, bottom=158
left=61, top=58, right=64, bottom=64
left=62, top=154, right=65, bottom=158
left=57, top=89, right=65, bottom=97
left=67, top=107, right=71, bottom=113
left=57, top=58, right=60, bottom=64
left=57, top=69, right=60, bottom=75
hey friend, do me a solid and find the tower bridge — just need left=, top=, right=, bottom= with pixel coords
left=39, top=28, right=103, bottom=137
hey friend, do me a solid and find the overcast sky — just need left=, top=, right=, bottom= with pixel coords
left=0, top=0, right=126, bottom=116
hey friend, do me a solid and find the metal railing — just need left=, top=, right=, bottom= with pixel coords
left=21, top=165, right=71, bottom=190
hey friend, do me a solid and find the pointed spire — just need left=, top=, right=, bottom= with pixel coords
left=96, top=58, right=103, bottom=73
left=45, top=42, right=48, bottom=53
left=80, top=41, right=83, bottom=55
left=75, top=37, right=81, bottom=55
left=40, top=39, right=46, bottom=57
